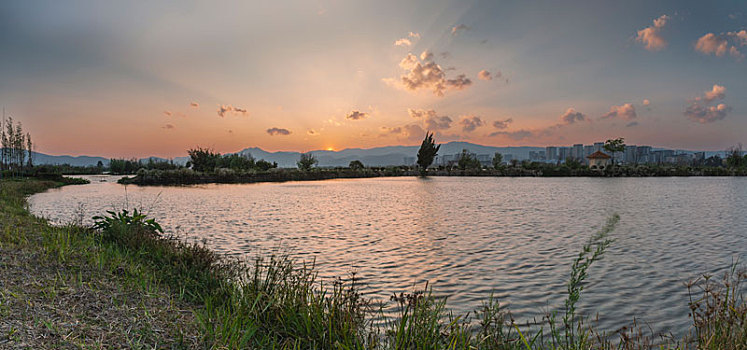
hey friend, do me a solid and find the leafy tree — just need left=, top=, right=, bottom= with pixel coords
left=188, top=147, right=221, bottom=172
left=255, top=159, right=277, bottom=171
left=297, top=152, right=317, bottom=171
left=416, top=132, right=440, bottom=175
left=109, top=158, right=142, bottom=174
left=726, top=144, right=744, bottom=168
left=603, top=138, right=626, bottom=165
left=457, top=149, right=481, bottom=170
left=565, top=157, right=582, bottom=169
left=218, top=153, right=255, bottom=170
left=492, top=152, right=503, bottom=169
left=349, top=160, right=364, bottom=170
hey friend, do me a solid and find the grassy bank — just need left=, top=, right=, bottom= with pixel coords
left=1, top=178, right=745, bottom=348
left=119, top=165, right=747, bottom=186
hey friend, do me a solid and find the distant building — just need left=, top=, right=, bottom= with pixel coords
left=545, top=146, right=558, bottom=162
left=572, top=144, right=584, bottom=161
left=587, top=151, right=611, bottom=170
left=403, top=156, right=416, bottom=166
left=623, top=145, right=638, bottom=164
left=583, top=145, right=594, bottom=157
left=593, top=142, right=604, bottom=153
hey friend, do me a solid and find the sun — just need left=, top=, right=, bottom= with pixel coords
left=326, top=147, right=334, bottom=151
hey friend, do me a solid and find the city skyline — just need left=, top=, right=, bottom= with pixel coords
left=1, top=1, right=746, bottom=158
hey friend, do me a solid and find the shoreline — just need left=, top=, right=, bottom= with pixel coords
left=118, top=165, right=747, bottom=186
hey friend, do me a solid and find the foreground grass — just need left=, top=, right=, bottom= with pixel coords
left=0, top=178, right=200, bottom=348
left=1, top=178, right=745, bottom=349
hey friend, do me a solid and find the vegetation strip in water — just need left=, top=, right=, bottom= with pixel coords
left=1, top=178, right=745, bottom=348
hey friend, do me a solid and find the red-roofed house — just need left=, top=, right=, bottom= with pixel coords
left=586, top=151, right=611, bottom=170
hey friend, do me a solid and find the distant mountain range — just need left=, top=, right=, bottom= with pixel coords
left=29, top=142, right=725, bottom=168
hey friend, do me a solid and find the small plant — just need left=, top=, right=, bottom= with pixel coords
left=93, top=209, right=163, bottom=235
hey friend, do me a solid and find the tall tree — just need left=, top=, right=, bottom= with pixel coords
left=726, top=144, right=744, bottom=168
left=26, top=132, right=32, bottom=168
left=14, top=122, right=25, bottom=168
left=457, top=149, right=481, bottom=170
left=492, top=152, right=504, bottom=169
left=603, top=138, right=626, bottom=165
left=416, top=132, right=440, bottom=175
left=0, top=114, right=6, bottom=170
left=297, top=152, right=317, bottom=171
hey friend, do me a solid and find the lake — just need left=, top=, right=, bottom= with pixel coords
left=28, top=175, right=747, bottom=337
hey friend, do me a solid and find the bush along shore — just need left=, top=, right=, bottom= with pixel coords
left=1, top=178, right=746, bottom=348
left=119, top=164, right=747, bottom=186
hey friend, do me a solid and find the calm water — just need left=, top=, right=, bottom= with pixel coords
left=29, top=175, right=747, bottom=336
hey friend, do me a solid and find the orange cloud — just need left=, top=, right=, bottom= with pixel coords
left=601, top=103, right=636, bottom=120
left=636, top=15, right=669, bottom=51
left=695, top=31, right=745, bottom=59
left=685, top=84, right=731, bottom=123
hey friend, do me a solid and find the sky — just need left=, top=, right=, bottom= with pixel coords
left=1, top=0, right=746, bottom=157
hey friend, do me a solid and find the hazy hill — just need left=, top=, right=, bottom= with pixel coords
left=27, top=142, right=724, bottom=168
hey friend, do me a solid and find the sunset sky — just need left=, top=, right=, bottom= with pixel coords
left=1, top=0, right=746, bottom=158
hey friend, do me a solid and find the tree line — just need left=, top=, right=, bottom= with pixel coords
left=1, top=115, right=33, bottom=174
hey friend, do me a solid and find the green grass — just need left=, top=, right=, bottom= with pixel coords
left=1, top=178, right=745, bottom=349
